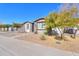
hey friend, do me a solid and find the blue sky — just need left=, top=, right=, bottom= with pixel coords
left=0, top=3, right=61, bottom=24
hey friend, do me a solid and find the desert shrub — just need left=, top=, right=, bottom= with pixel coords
left=35, top=31, right=37, bottom=34
left=44, top=31, right=48, bottom=35
left=40, top=35, right=46, bottom=40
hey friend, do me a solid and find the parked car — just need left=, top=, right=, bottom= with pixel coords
left=64, top=28, right=77, bottom=34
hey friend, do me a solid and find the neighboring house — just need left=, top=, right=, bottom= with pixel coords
left=34, top=18, right=46, bottom=34
left=8, top=27, right=13, bottom=31
left=18, top=22, right=32, bottom=32
left=12, top=27, right=17, bottom=31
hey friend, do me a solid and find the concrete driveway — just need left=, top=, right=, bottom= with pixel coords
left=0, top=32, right=78, bottom=56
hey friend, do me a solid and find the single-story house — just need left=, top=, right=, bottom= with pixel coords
left=33, top=18, right=46, bottom=34
left=18, top=21, right=32, bottom=32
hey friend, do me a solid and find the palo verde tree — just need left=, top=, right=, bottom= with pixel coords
left=59, top=5, right=78, bottom=39
left=45, top=13, right=59, bottom=35
left=45, top=4, right=78, bottom=39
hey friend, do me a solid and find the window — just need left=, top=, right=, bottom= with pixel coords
left=37, top=23, right=45, bottom=29
left=42, top=23, right=45, bottom=28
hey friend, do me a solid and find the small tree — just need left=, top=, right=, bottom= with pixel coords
left=5, top=24, right=12, bottom=31
left=0, top=24, right=4, bottom=28
left=12, top=23, right=22, bottom=30
left=45, top=6, right=78, bottom=39
left=45, top=13, right=59, bottom=35
left=2, top=24, right=12, bottom=31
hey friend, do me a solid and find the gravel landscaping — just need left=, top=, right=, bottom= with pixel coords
left=0, top=32, right=79, bottom=53
left=14, top=32, right=79, bottom=53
